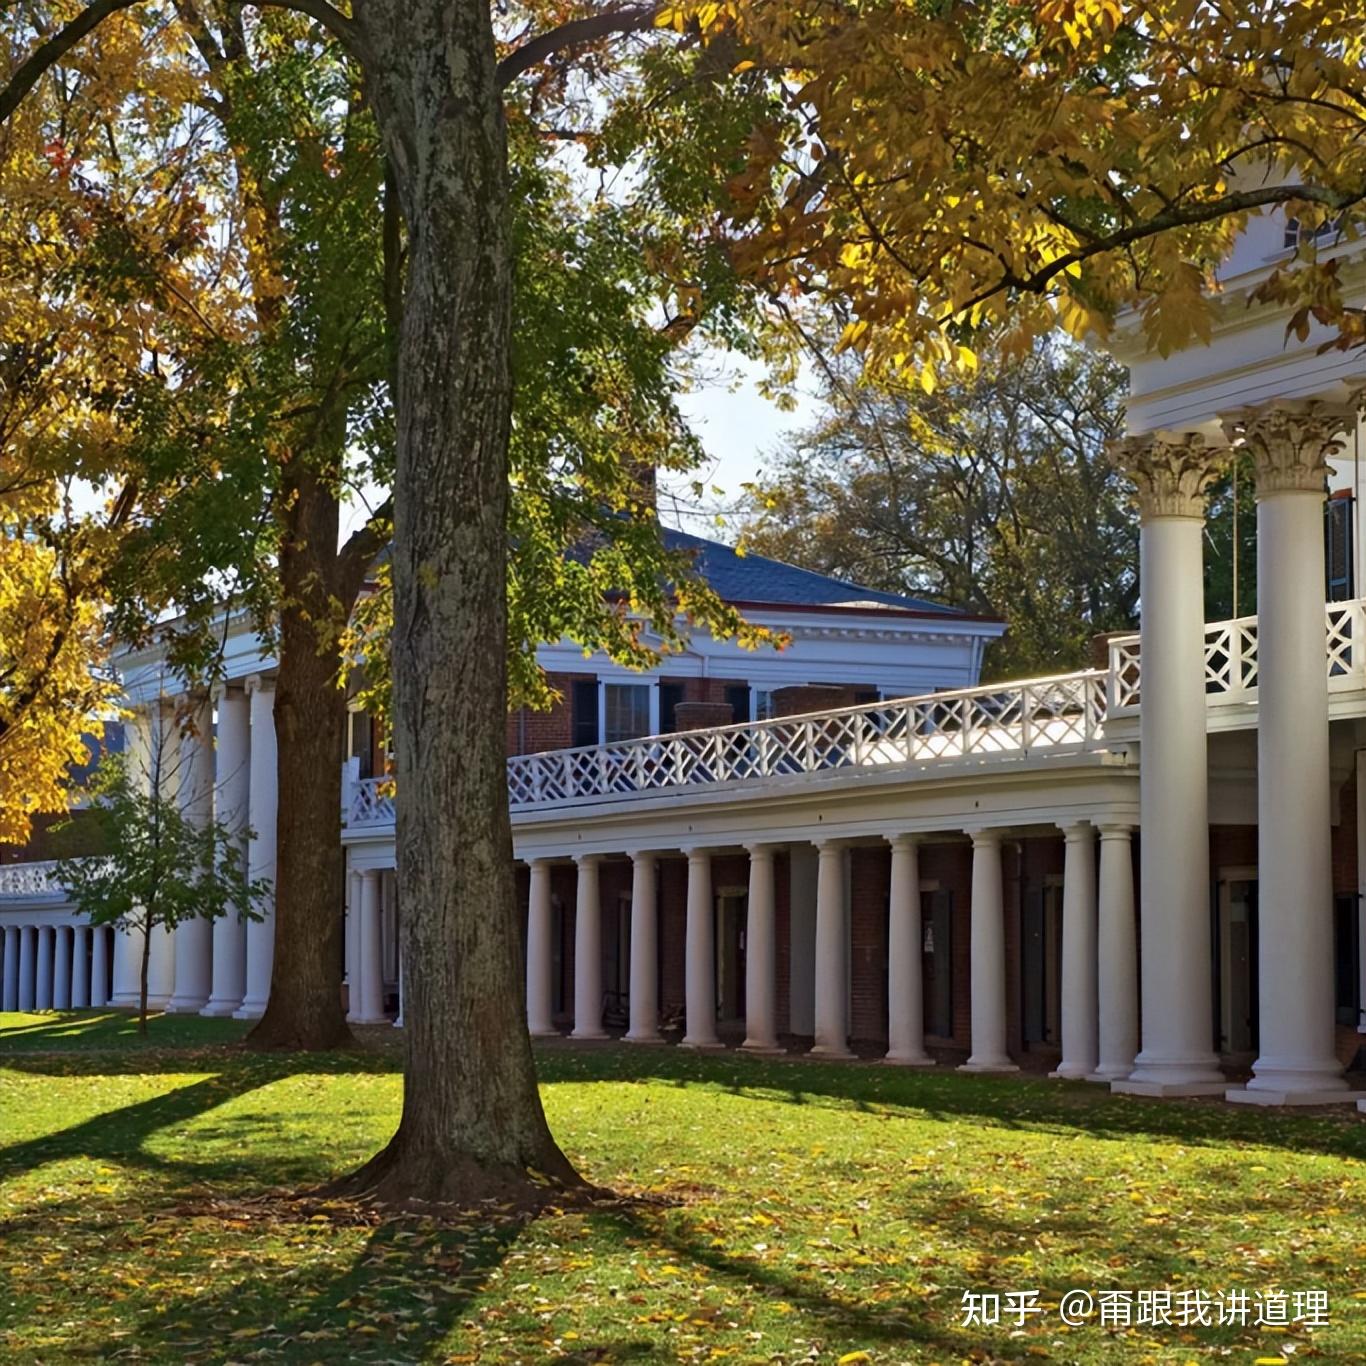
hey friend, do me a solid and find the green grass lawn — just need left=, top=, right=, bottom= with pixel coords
left=2, top=1013, right=1365, bottom=1364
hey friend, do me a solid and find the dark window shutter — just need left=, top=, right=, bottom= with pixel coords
left=571, top=681, right=600, bottom=748
left=1325, top=496, right=1354, bottom=603
left=724, top=684, right=750, bottom=724
left=659, top=682, right=685, bottom=733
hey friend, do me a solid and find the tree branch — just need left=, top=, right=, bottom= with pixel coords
left=497, top=5, right=660, bottom=89
left=0, top=0, right=142, bottom=124
left=0, top=0, right=364, bottom=127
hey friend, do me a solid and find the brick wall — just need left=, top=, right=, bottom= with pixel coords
left=849, top=845, right=890, bottom=1045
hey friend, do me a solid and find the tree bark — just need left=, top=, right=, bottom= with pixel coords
left=245, top=467, right=354, bottom=1051
left=327, top=0, right=584, bottom=1206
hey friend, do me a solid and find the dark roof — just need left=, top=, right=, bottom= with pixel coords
left=662, top=528, right=961, bottom=616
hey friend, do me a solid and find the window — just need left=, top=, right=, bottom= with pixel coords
left=1284, top=215, right=1341, bottom=250
left=604, top=683, right=651, bottom=743
left=570, top=680, right=600, bottom=748
left=659, top=681, right=685, bottom=734
left=724, top=684, right=750, bottom=724
left=1326, top=494, right=1354, bottom=602
left=753, top=689, right=777, bottom=721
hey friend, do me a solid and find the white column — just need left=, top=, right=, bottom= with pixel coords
left=71, top=926, right=91, bottom=1009
left=168, top=695, right=215, bottom=1012
left=17, top=926, right=36, bottom=1010
left=886, top=834, right=932, bottom=1066
left=811, top=841, right=851, bottom=1057
left=741, top=843, right=780, bottom=1053
left=203, top=686, right=250, bottom=1017
left=682, top=848, right=719, bottom=1048
left=1090, top=824, right=1138, bottom=1081
left=1050, top=823, right=1098, bottom=1080
left=111, top=706, right=151, bottom=1008
left=525, top=860, right=557, bottom=1036
left=344, top=869, right=364, bottom=1023
left=35, top=927, right=53, bottom=1010
left=571, top=854, right=606, bottom=1039
left=3, top=925, right=20, bottom=1010
left=625, top=852, right=661, bottom=1043
left=960, top=830, right=1017, bottom=1072
left=52, top=927, right=71, bottom=1010
left=90, top=927, right=110, bottom=1008
left=1229, top=402, right=1357, bottom=1103
left=235, top=676, right=278, bottom=1020
left=1111, top=435, right=1226, bottom=1096
left=353, top=869, right=386, bottom=1023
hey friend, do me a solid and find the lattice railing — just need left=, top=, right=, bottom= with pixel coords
left=503, top=672, right=1107, bottom=810
left=0, top=860, right=63, bottom=899
left=1107, top=599, right=1365, bottom=716
left=347, top=777, right=397, bottom=827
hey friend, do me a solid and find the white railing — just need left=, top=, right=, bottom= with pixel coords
left=1107, top=598, right=1366, bottom=717
left=0, top=859, right=64, bottom=900
left=337, top=596, right=1366, bottom=822
left=504, top=672, right=1107, bottom=810
left=347, top=777, right=396, bottom=827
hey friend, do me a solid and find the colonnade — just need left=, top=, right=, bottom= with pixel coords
left=104, top=676, right=278, bottom=1019
left=1113, top=397, right=1362, bottom=1104
left=343, top=867, right=401, bottom=1024
left=518, top=824, right=1138, bottom=1071
left=0, top=923, right=113, bottom=1011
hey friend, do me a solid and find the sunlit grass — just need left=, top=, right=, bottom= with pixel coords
left=2, top=1011, right=1365, bottom=1362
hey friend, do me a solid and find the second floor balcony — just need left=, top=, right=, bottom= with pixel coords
left=339, top=597, right=1366, bottom=829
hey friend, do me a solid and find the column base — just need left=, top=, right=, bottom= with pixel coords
left=1048, top=1065, right=1097, bottom=1081
left=883, top=1052, right=935, bottom=1068
left=165, top=996, right=211, bottom=1015
left=809, top=1043, right=854, bottom=1060
left=625, top=1031, right=667, bottom=1045
left=1086, top=1064, right=1134, bottom=1083
left=199, top=1000, right=244, bottom=1018
left=741, top=1040, right=786, bottom=1057
left=1227, top=1085, right=1366, bottom=1108
left=109, top=994, right=140, bottom=1009
left=347, top=1013, right=391, bottom=1025
left=680, top=1037, right=725, bottom=1051
left=528, top=1026, right=562, bottom=1039
left=231, top=1003, right=266, bottom=1021
left=959, top=1059, right=1018, bottom=1074
left=570, top=1028, right=609, bottom=1041
left=1111, top=1079, right=1229, bottom=1097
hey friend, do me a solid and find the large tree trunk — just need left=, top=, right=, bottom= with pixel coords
left=330, top=0, right=583, bottom=1206
left=246, top=469, right=354, bottom=1052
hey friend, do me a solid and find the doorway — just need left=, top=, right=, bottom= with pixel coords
left=715, top=889, right=747, bottom=1025
left=1215, top=868, right=1258, bottom=1057
left=922, top=888, right=954, bottom=1039
left=1022, top=877, right=1063, bottom=1046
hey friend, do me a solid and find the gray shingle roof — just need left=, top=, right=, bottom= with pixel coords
left=662, top=529, right=961, bottom=615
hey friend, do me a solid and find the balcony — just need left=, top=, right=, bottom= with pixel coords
left=332, top=598, right=1366, bottom=827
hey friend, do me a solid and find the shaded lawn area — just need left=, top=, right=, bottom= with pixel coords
left=2, top=1013, right=1365, bottom=1363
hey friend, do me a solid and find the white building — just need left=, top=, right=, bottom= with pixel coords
left=4, top=208, right=1366, bottom=1109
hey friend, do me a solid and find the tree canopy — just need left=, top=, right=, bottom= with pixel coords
left=738, top=338, right=1137, bottom=678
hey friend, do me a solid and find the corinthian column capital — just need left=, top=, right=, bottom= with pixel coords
left=1108, top=433, right=1221, bottom=521
left=1221, top=400, right=1357, bottom=496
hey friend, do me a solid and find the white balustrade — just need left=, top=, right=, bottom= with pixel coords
left=332, top=597, right=1366, bottom=822
left=0, top=860, right=64, bottom=899
left=500, top=671, right=1107, bottom=811
left=1108, top=597, right=1365, bottom=716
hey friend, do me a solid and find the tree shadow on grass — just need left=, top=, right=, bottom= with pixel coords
left=0, top=1070, right=285, bottom=1187
left=119, top=1205, right=635, bottom=1365
left=532, top=1044, right=1366, bottom=1162
left=588, top=1201, right=1014, bottom=1364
